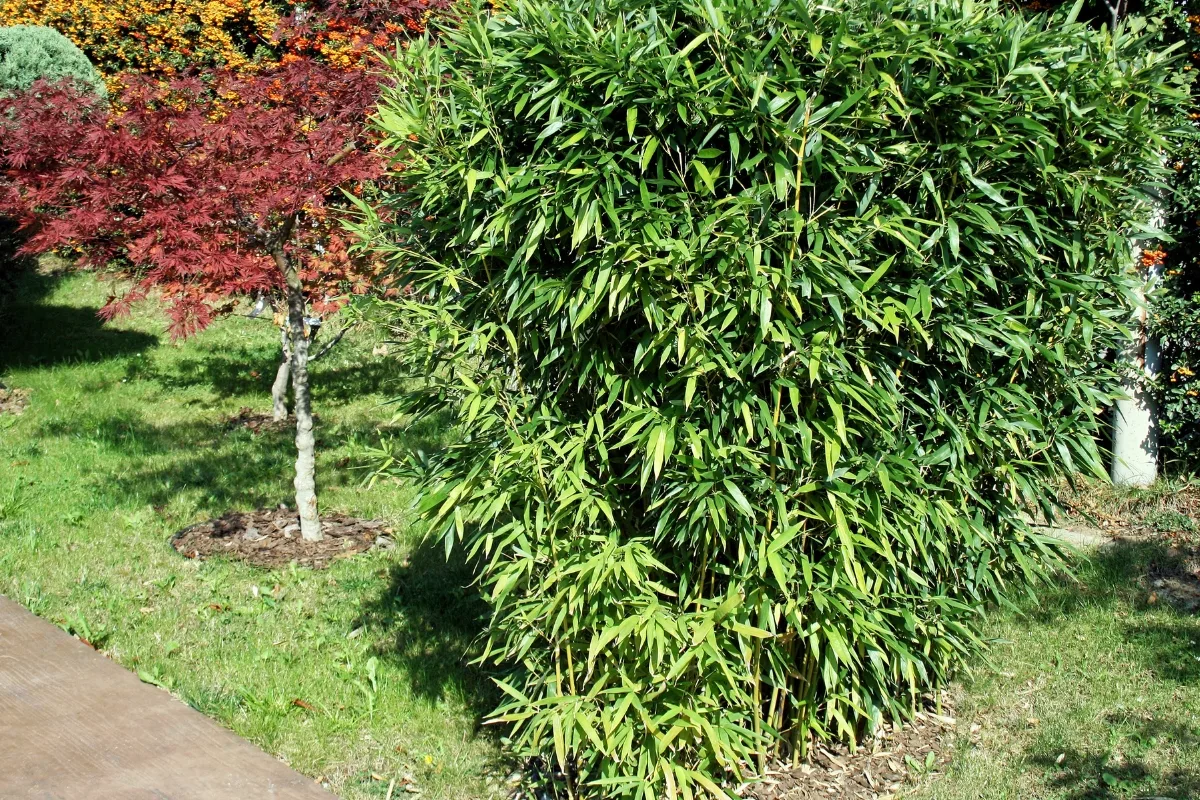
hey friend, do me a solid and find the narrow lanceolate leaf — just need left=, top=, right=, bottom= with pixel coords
left=368, top=1, right=1179, bottom=797
left=653, top=425, right=668, bottom=478
left=723, top=480, right=753, bottom=517
left=641, top=136, right=660, bottom=171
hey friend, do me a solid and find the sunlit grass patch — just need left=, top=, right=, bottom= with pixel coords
left=0, top=268, right=502, bottom=800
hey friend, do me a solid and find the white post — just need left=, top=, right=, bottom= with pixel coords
left=1111, top=208, right=1163, bottom=487
left=1111, top=324, right=1159, bottom=487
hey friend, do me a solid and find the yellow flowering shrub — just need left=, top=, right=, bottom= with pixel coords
left=0, top=0, right=281, bottom=75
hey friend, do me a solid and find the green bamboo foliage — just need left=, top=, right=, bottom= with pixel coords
left=360, top=0, right=1184, bottom=796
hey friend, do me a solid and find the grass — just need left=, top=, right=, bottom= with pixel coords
left=0, top=264, right=504, bottom=800
left=3, top=264, right=1199, bottom=800
left=909, top=540, right=1200, bottom=799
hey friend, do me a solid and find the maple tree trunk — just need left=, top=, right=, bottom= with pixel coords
left=272, top=358, right=291, bottom=421
left=276, top=243, right=321, bottom=542
left=272, top=328, right=291, bottom=422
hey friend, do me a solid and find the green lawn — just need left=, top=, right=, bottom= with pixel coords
left=0, top=265, right=503, bottom=800
left=2, top=266, right=1198, bottom=800
left=910, top=541, right=1200, bottom=800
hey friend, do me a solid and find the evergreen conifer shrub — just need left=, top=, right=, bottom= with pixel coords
left=0, top=25, right=103, bottom=96
left=366, top=0, right=1184, bottom=795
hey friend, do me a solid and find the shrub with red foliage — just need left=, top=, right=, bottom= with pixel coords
left=0, top=62, right=382, bottom=338
left=274, top=0, right=452, bottom=69
left=0, top=58, right=386, bottom=539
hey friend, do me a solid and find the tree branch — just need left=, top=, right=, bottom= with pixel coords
left=309, top=321, right=358, bottom=362
left=326, top=140, right=359, bottom=168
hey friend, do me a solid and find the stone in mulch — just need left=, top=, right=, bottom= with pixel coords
left=172, top=506, right=393, bottom=569
left=0, top=387, right=30, bottom=415
left=744, top=708, right=957, bottom=800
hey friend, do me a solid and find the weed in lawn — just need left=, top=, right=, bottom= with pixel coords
left=62, top=611, right=111, bottom=649
left=1142, top=508, right=1197, bottom=534
left=0, top=267, right=500, bottom=800
left=0, top=484, right=26, bottom=521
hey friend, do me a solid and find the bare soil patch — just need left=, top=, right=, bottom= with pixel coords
left=172, top=507, right=393, bottom=569
left=744, top=707, right=957, bottom=800
left=0, top=387, right=30, bottom=415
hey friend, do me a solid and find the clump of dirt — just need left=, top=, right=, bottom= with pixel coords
left=172, top=507, right=393, bottom=569
left=744, top=707, right=957, bottom=800
left=0, top=387, right=30, bottom=415
left=225, top=407, right=297, bottom=435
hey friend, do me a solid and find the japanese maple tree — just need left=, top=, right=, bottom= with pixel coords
left=0, top=60, right=384, bottom=540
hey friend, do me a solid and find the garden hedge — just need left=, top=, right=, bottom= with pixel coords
left=367, top=0, right=1184, bottom=796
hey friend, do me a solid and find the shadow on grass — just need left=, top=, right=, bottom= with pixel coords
left=1030, top=541, right=1200, bottom=683
left=122, top=339, right=397, bottom=403
left=31, top=406, right=414, bottom=516
left=1016, top=540, right=1200, bottom=799
left=0, top=218, right=34, bottom=309
left=1027, top=716, right=1200, bottom=800
left=1, top=268, right=159, bottom=372
left=356, top=536, right=498, bottom=717
left=35, top=411, right=294, bottom=512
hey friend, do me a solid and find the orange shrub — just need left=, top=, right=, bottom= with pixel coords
left=0, top=0, right=281, bottom=75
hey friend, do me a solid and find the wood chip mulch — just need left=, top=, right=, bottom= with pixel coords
left=171, top=507, right=393, bottom=569
left=744, top=708, right=957, bottom=800
left=224, top=407, right=297, bottom=435
left=0, top=387, right=30, bottom=415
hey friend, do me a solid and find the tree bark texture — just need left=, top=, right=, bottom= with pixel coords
left=273, top=228, right=321, bottom=542
left=286, top=282, right=321, bottom=541
left=272, top=326, right=291, bottom=422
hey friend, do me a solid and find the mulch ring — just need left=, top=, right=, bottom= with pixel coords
left=225, top=407, right=299, bottom=435
left=171, top=507, right=394, bottom=569
left=0, top=387, right=30, bottom=416
left=744, top=707, right=957, bottom=800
